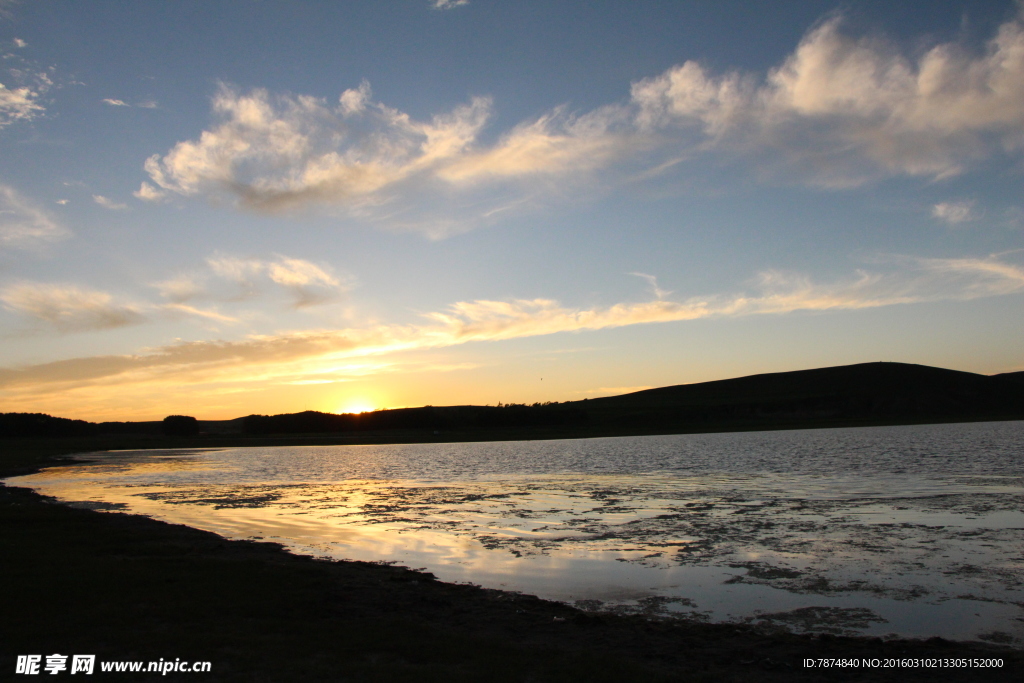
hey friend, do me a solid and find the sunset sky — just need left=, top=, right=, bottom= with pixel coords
left=1, top=0, right=1023, bottom=421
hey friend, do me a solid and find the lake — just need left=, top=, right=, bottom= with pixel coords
left=8, top=420, right=1024, bottom=644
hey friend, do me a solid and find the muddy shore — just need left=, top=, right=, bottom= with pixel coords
left=2, top=439, right=1022, bottom=681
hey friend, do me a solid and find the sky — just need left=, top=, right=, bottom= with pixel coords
left=1, top=0, right=1023, bottom=421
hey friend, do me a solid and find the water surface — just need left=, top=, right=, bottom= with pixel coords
left=9, top=421, right=1024, bottom=644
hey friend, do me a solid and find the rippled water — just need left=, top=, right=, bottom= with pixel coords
left=8, top=421, right=1024, bottom=644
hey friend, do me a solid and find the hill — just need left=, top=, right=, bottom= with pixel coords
left=3, top=362, right=1022, bottom=440
left=574, top=361, right=1024, bottom=432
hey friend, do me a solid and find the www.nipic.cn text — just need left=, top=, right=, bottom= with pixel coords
left=15, top=655, right=212, bottom=675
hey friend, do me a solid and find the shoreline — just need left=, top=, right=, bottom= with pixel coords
left=3, top=437, right=1023, bottom=681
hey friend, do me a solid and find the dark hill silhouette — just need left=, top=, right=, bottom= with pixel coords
left=3, top=362, right=1022, bottom=439
left=573, top=362, right=1024, bottom=431
left=241, top=403, right=588, bottom=435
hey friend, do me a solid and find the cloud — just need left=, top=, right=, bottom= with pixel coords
left=140, top=82, right=633, bottom=232
left=133, top=181, right=166, bottom=202
left=0, top=56, right=53, bottom=129
left=137, top=100, right=158, bottom=109
left=143, top=84, right=493, bottom=209
left=102, top=98, right=129, bottom=107
left=13, top=38, right=26, bottom=49
left=151, top=273, right=206, bottom=303
left=92, top=195, right=128, bottom=210
left=0, top=185, right=70, bottom=250
left=265, top=257, right=342, bottom=307
left=141, top=12, right=1024, bottom=228
left=0, top=81, right=44, bottom=127
left=153, top=253, right=350, bottom=309
left=932, top=200, right=978, bottom=224
left=3, top=253, right=1022, bottom=399
left=160, top=302, right=238, bottom=323
left=631, top=12, right=1024, bottom=184
left=431, top=0, right=468, bottom=9
left=629, top=272, right=672, bottom=300
left=0, top=282, right=146, bottom=332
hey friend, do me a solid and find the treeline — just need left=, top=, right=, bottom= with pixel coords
left=242, top=403, right=588, bottom=435
left=0, top=413, right=99, bottom=438
left=0, top=413, right=190, bottom=438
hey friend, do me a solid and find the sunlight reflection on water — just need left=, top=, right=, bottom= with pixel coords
left=9, top=421, right=1024, bottom=644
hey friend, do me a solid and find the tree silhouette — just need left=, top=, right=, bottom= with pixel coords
left=162, top=415, right=199, bottom=437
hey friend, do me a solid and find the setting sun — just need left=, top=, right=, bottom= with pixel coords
left=338, top=401, right=376, bottom=415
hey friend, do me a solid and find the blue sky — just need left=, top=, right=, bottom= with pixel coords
left=1, top=0, right=1022, bottom=420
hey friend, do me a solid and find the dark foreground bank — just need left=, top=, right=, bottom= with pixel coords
left=2, top=440, right=1021, bottom=682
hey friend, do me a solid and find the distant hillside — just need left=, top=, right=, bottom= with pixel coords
left=3, top=362, right=1022, bottom=439
left=241, top=403, right=587, bottom=435
left=572, top=362, right=1024, bottom=431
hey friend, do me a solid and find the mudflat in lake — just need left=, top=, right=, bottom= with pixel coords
left=10, top=421, right=1024, bottom=644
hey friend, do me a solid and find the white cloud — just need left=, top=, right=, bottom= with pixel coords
left=0, top=185, right=70, bottom=250
left=13, top=38, right=27, bottom=49
left=932, top=200, right=977, bottom=224
left=266, top=257, right=342, bottom=307
left=92, top=195, right=128, bottom=210
left=151, top=273, right=206, bottom=303
left=141, top=83, right=632, bottom=232
left=629, top=272, right=672, bottom=300
left=137, top=100, right=159, bottom=109
left=102, top=98, right=129, bottom=107
left=133, top=181, right=166, bottom=202
left=0, top=282, right=146, bottom=332
left=338, top=80, right=371, bottom=116
left=139, top=12, right=1024, bottom=226
left=0, top=81, right=44, bottom=128
left=431, top=0, right=469, bottom=10
left=143, top=84, right=495, bottom=211
left=55, top=199, right=68, bottom=205
left=0, top=56, right=53, bottom=129
left=632, top=13, right=1024, bottom=184
left=153, top=253, right=350, bottom=309
left=4, top=253, right=1021, bottom=395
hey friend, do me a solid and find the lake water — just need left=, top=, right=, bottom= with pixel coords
left=8, top=421, right=1024, bottom=644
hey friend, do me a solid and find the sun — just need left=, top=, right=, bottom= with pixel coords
left=338, top=400, right=376, bottom=414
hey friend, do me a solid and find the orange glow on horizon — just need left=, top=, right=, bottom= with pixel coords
left=338, top=401, right=376, bottom=415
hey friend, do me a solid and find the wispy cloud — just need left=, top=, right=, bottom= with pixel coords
left=3, top=253, right=1022, bottom=399
left=161, top=302, right=238, bottom=323
left=431, top=0, right=469, bottom=10
left=0, top=185, right=70, bottom=250
left=153, top=253, right=351, bottom=309
left=629, top=272, right=672, bottom=300
left=0, top=282, right=146, bottom=332
left=92, top=195, right=128, bottom=210
left=102, top=98, right=129, bottom=107
left=932, top=200, right=978, bottom=224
